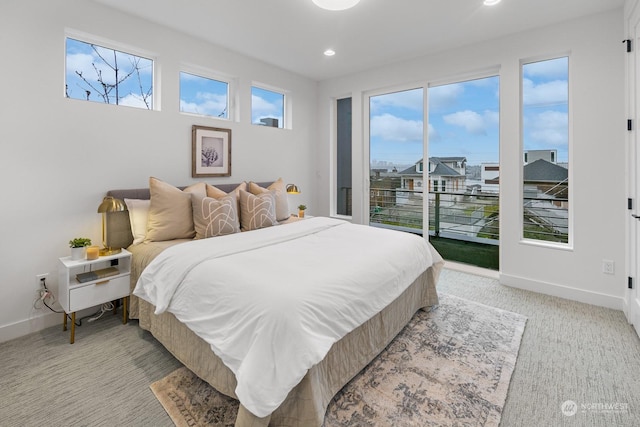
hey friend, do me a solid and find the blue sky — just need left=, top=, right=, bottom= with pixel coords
left=370, top=57, right=568, bottom=167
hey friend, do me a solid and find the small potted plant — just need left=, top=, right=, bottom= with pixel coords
left=298, top=204, right=307, bottom=218
left=69, top=237, right=92, bottom=260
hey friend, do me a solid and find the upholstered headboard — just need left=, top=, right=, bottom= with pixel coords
left=105, top=182, right=272, bottom=249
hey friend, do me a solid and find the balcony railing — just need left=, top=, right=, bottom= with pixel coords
left=370, top=186, right=569, bottom=245
left=370, top=187, right=500, bottom=245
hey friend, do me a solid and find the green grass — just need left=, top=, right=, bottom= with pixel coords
left=429, top=236, right=499, bottom=270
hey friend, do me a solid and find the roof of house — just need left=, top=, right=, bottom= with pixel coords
left=523, top=159, right=568, bottom=183
left=398, top=157, right=464, bottom=177
left=433, top=156, right=466, bottom=163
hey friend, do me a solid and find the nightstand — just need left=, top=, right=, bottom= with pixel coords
left=58, top=249, right=131, bottom=344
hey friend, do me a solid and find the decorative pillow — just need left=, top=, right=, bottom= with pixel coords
left=206, top=182, right=246, bottom=199
left=239, top=189, right=278, bottom=231
left=192, top=193, right=240, bottom=239
left=124, top=198, right=150, bottom=245
left=145, top=178, right=206, bottom=242
left=249, top=178, right=289, bottom=221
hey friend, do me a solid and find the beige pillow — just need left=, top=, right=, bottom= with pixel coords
left=192, top=193, right=240, bottom=239
left=207, top=182, right=245, bottom=212
left=239, top=189, right=278, bottom=231
left=249, top=178, right=289, bottom=221
left=206, top=182, right=246, bottom=199
left=145, top=178, right=206, bottom=242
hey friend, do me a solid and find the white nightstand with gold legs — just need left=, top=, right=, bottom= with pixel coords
left=58, top=249, right=131, bottom=344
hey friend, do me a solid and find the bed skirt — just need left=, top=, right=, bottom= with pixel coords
left=136, top=265, right=440, bottom=427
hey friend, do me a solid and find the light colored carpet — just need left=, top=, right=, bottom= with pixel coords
left=0, top=268, right=638, bottom=426
left=150, top=293, right=526, bottom=427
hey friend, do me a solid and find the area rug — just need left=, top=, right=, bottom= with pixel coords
left=150, top=293, right=527, bottom=427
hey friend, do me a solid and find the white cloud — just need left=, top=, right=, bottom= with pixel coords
left=428, top=83, right=464, bottom=112
left=370, top=113, right=423, bottom=142
left=370, top=89, right=423, bottom=113
left=252, top=94, right=282, bottom=124
left=527, top=110, right=568, bottom=146
left=523, top=78, right=567, bottom=107
left=443, top=109, right=497, bottom=135
left=181, top=92, right=227, bottom=117
left=119, top=93, right=150, bottom=109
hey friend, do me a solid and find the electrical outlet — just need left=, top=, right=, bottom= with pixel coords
left=602, top=260, right=615, bottom=275
left=35, top=273, right=49, bottom=289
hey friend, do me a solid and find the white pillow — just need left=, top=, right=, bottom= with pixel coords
left=124, top=198, right=150, bottom=245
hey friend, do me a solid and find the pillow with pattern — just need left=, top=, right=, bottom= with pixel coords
left=191, top=193, right=240, bottom=239
left=239, top=189, right=278, bottom=231
left=248, top=178, right=289, bottom=221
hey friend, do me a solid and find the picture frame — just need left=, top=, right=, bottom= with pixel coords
left=192, top=125, right=232, bottom=177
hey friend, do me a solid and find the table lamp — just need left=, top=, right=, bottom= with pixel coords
left=286, top=184, right=301, bottom=194
left=97, top=196, right=127, bottom=255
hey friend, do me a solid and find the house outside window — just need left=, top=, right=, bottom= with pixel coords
left=522, top=56, right=569, bottom=244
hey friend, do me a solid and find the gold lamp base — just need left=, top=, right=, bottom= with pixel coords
left=99, top=247, right=122, bottom=256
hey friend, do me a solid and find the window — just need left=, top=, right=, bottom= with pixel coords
left=428, top=76, right=500, bottom=244
left=252, top=86, right=284, bottom=128
left=336, top=97, right=352, bottom=216
left=521, top=57, right=569, bottom=244
left=65, top=37, right=153, bottom=109
left=179, top=72, right=229, bottom=119
left=369, top=87, right=424, bottom=232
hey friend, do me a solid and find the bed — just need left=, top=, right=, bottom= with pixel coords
left=106, top=179, right=443, bottom=427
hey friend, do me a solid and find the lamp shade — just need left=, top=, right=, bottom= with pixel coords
left=286, top=184, right=301, bottom=194
left=97, top=196, right=127, bottom=213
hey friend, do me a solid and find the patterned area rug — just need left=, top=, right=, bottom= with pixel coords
left=150, top=293, right=526, bottom=427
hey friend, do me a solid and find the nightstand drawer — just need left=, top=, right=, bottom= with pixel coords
left=68, top=275, right=129, bottom=312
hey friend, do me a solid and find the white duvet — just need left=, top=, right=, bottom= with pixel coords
left=134, top=217, right=440, bottom=418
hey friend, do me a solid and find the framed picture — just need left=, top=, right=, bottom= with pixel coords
left=192, top=125, right=232, bottom=177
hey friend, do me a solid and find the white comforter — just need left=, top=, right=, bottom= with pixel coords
left=134, top=217, right=440, bottom=418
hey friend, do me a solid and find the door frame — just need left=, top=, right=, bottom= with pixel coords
left=624, top=0, right=640, bottom=336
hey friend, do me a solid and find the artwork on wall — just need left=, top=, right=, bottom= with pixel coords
left=192, top=125, right=232, bottom=177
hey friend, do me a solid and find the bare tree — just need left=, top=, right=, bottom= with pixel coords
left=69, top=44, right=152, bottom=108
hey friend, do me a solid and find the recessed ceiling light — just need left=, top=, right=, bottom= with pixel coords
left=312, top=0, right=361, bottom=11
left=483, top=0, right=501, bottom=5
left=324, top=49, right=336, bottom=56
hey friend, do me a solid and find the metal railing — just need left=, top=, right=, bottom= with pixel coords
left=369, top=187, right=500, bottom=245
left=523, top=195, right=569, bottom=243
left=369, top=186, right=570, bottom=245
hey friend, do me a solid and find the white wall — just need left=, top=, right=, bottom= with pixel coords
left=316, top=9, right=626, bottom=309
left=0, top=0, right=318, bottom=341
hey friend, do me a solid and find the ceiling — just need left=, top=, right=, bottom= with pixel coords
left=93, top=0, right=624, bottom=81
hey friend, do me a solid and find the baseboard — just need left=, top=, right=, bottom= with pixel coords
left=443, top=261, right=499, bottom=279
left=0, top=311, right=61, bottom=344
left=500, top=273, right=624, bottom=311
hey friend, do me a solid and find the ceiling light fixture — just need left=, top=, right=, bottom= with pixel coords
left=324, top=49, right=336, bottom=56
left=483, top=0, right=501, bottom=5
left=312, top=0, right=361, bottom=11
